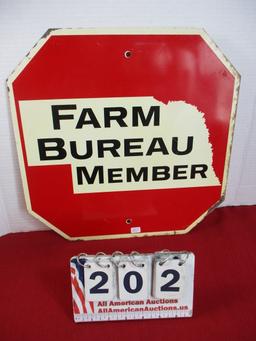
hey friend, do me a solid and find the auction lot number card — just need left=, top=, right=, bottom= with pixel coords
left=70, top=251, right=195, bottom=322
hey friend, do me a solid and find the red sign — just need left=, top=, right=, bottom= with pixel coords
left=7, top=28, right=240, bottom=240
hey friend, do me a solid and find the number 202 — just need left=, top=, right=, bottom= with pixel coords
left=87, top=267, right=181, bottom=300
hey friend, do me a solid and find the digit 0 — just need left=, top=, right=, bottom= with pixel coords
left=123, top=271, right=143, bottom=293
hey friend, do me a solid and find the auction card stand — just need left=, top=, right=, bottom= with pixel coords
left=70, top=251, right=195, bottom=322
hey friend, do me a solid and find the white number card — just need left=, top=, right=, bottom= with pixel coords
left=153, top=251, right=188, bottom=299
left=83, top=253, right=114, bottom=301
left=70, top=250, right=195, bottom=322
left=117, top=252, right=149, bottom=300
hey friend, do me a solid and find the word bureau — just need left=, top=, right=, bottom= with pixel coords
left=70, top=251, right=195, bottom=322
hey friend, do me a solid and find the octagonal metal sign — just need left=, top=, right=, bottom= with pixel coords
left=7, top=28, right=240, bottom=240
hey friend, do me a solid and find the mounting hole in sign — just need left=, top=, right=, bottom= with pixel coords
left=126, top=218, right=132, bottom=224
left=124, top=50, right=132, bottom=58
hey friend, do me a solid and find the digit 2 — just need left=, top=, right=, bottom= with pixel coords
left=89, top=271, right=109, bottom=294
left=160, top=269, right=180, bottom=292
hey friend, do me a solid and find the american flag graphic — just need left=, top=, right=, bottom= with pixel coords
left=70, top=258, right=94, bottom=315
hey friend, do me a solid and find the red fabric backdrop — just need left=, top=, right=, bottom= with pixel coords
left=1, top=205, right=256, bottom=341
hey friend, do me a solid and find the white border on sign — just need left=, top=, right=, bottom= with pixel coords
left=7, top=28, right=241, bottom=241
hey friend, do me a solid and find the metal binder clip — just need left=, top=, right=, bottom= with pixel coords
left=130, top=251, right=145, bottom=268
left=76, top=253, right=91, bottom=268
left=158, top=250, right=189, bottom=266
left=111, top=251, right=125, bottom=268
left=177, top=252, right=189, bottom=266
left=95, top=252, right=110, bottom=268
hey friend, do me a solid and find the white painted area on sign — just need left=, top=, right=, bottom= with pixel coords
left=19, top=97, right=220, bottom=194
